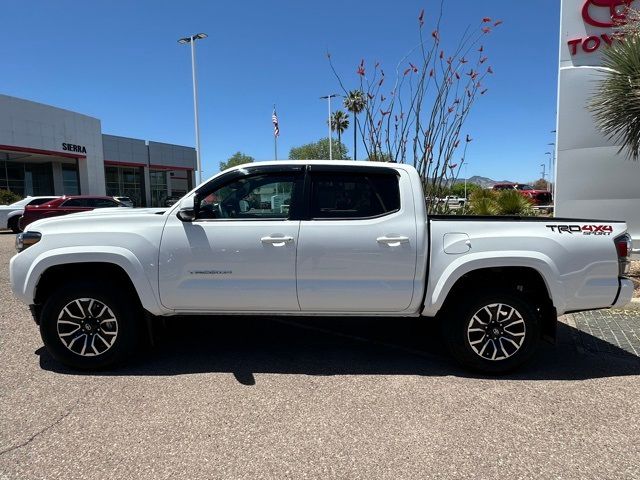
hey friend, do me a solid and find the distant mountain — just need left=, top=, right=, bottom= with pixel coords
left=454, top=176, right=514, bottom=189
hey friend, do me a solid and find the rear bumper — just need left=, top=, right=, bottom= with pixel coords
left=612, top=279, right=635, bottom=308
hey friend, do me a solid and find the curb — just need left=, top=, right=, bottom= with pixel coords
left=614, top=297, right=640, bottom=311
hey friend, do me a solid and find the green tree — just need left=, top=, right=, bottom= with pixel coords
left=531, top=179, right=549, bottom=191
left=289, top=138, right=349, bottom=160
left=329, top=110, right=349, bottom=145
left=219, top=152, right=254, bottom=171
left=450, top=182, right=481, bottom=198
left=343, top=90, right=366, bottom=160
left=590, top=9, right=640, bottom=160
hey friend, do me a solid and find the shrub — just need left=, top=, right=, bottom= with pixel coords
left=0, top=189, right=21, bottom=205
left=468, top=188, right=535, bottom=216
left=495, top=189, right=535, bottom=215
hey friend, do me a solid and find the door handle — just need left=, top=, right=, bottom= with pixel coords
left=377, top=236, right=410, bottom=246
left=261, top=236, right=294, bottom=246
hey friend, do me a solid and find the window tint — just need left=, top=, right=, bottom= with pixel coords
left=27, top=197, right=56, bottom=206
left=61, top=198, right=90, bottom=207
left=310, top=173, right=400, bottom=219
left=198, top=172, right=298, bottom=220
left=91, top=198, right=120, bottom=208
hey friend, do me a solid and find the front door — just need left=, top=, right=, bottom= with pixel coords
left=159, top=168, right=303, bottom=311
left=296, top=167, right=418, bottom=312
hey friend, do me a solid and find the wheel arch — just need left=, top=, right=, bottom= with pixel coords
left=425, top=261, right=560, bottom=342
left=25, top=248, right=165, bottom=317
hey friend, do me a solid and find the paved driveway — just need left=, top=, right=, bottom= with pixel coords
left=1, top=233, right=639, bottom=479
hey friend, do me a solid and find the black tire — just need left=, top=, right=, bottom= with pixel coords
left=39, top=281, right=140, bottom=370
left=443, top=289, right=541, bottom=374
left=8, top=216, right=21, bottom=233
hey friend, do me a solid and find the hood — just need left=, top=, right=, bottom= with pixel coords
left=27, top=207, right=168, bottom=232
left=76, top=207, right=167, bottom=216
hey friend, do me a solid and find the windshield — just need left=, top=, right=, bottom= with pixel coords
left=7, top=198, right=30, bottom=208
left=516, top=184, right=534, bottom=190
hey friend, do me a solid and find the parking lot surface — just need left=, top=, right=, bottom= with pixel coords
left=1, top=233, right=639, bottom=479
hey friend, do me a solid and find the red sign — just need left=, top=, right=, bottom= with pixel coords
left=582, top=0, right=631, bottom=27
left=568, top=0, right=633, bottom=55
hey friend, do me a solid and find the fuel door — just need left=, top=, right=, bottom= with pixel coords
left=443, top=233, right=471, bottom=254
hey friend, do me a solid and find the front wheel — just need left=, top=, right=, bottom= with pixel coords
left=443, top=290, right=541, bottom=374
left=39, top=282, right=139, bottom=370
left=8, top=216, right=21, bottom=233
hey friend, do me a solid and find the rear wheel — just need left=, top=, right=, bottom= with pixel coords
left=8, top=216, right=21, bottom=233
left=39, top=282, right=139, bottom=370
left=443, top=289, right=540, bottom=374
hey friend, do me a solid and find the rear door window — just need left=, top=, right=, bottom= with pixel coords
left=91, top=199, right=121, bottom=208
left=61, top=198, right=90, bottom=208
left=309, top=172, right=400, bottom=219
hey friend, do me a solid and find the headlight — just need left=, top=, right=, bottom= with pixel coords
left=15, top=232, right=41, bottom=252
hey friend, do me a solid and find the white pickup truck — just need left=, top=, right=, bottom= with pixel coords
left=9, top=161, right=634, bottom=373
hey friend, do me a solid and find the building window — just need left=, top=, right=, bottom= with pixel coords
left=62, top=164, right=80, bottom=195
left=105, top=165, right=144, bottom=207
left=150, top=170, right=168, bottom=207
left=0, top=159, right=55, bottom=197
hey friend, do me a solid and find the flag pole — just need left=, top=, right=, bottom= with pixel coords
left=273, top=104, right=278, bottom=160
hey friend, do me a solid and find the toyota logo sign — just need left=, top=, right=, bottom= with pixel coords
left=582, top=0, right=632, bottom=27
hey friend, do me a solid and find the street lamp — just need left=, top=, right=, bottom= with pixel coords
left=463, top=162, right=470, bottom=200
left=178, top=33, right=208, bottom=185
left=320, top=94, right=339, bottom=160
left=547, top=141, right=556, bottom=199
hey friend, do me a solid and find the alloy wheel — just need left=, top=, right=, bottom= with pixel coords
left=56, top=298, right=118, bottom=357
left=466, top=303, right=526, bottom=361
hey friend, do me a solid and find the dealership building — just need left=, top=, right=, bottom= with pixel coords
left=0, top=94, right=196, bottom=207
left=556, top=0, right=640, bottom=254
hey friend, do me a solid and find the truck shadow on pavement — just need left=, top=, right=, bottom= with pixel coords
left=37, top=315, right=640, bottom=383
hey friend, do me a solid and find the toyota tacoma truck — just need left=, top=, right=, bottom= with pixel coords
left=9, top=161, right=634, bottom=373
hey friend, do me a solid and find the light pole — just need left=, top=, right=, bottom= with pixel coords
left=320, top=94, right=339, bottom=160
left=178, top=33, right=207, bottom=185
left=463, top=162, right=470, bottom=200
left=547, top=141, right=556, bottom=199
left=540, top=163, right=546, bottom=182
left=463, top=162, right=470, bottom=213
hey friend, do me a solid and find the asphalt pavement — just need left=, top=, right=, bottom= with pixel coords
left=1, top=232, right=639, bottom=479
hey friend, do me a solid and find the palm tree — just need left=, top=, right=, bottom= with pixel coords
left=343, top=90, right=366, bottom=160
left=590, top=10, right=640, bottom=160
left=329, top=110, right=349, bottom=146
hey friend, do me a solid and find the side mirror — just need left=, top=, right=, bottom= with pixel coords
left=176, top=194, right=199, bottom=222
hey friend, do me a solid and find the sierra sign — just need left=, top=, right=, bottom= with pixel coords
left=567, top=0, right=636, bottom=55
left=62, top=143, right=87, bottom=154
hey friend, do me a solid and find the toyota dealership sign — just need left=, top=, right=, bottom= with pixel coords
left=556, top=0, right=640, bottom=254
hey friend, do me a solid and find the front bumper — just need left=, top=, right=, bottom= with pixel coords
left=612, top=278, right=635, bottom=308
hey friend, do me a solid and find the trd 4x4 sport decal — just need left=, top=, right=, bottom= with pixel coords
left=546, top=225, right=613, bottom=236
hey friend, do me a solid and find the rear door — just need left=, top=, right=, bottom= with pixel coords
left=296, top=166, right=418, bottom=312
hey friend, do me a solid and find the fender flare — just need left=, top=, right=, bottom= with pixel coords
left=422, top=251, right=565, bottom=317
left=23, top=246, right=166, bottom=316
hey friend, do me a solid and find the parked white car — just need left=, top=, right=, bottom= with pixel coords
left=0, top=196, right=59, bottom=233
left=438, top=195, right=467, bottom=207
left=9, top=161, right=634, bottom=373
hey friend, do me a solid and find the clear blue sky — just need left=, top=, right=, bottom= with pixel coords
left=1, top=0, right=559, bottom=181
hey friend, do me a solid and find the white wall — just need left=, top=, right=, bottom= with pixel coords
left=0, top=95, right=106, bottom=195
left=556, top=0, right=640, bottom=254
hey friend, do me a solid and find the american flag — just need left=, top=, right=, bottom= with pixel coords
left=272, top=108, right=280, bottom=137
